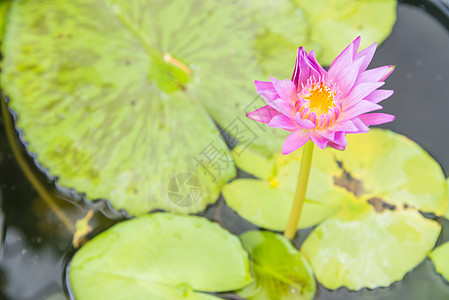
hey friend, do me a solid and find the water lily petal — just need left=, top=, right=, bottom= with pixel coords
left=291, top=48, right=323, bottom=88
left=268, top=114, right=299, bottom=131
left=354, top=42, right=377, bottom=72
left=328, top=37, right=358, bottom=79
left=270, top=76, right=298, bottom=103
left=315, top=128, right=335, bottom=140
left=335, top=57, right=365, bottom=97
left=327, top=140, right=346, bottom=150
left=365, top=89, right=394, bottom=104
left=282, top=130, right=309, bottom=154
left=331, top=131, right=348, bottom=147
left=295, top=113, right=316, bottom=129
left=350, top=118, right=370, bottom=133
left=255, top=80, right=279, bottom=102
left=270, top=98, right=296, bottom=118
left=356, top=65, right=395, bottom=83
left=343, top=82, right=385, bottom=110
left=329, top=120, right=358, bottom=132
left=307, top=50, right=326, bottom=76
left=247, top=105, right=280, bottom=124
left=309, top=131, right=329, bottom=149
left=359, top=113, right=395, bottom=126
left=339, top=100, right=383, bottom=122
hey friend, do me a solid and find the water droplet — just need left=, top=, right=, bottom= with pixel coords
left=10, top=185, right=17, bottom=191
left=20, top=248, right=27, bottom=256
left=415, top=59, right=423, bottom=66
left=435, top=74, right=443, bottom=81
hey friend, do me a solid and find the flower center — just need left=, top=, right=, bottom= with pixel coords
left=297, top=78, right=342, bottom=129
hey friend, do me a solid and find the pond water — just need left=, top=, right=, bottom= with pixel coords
left=1, top=0, right=449, bottom=299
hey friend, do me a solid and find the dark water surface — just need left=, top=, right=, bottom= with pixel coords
left=1, top=1, right=449, bottom=299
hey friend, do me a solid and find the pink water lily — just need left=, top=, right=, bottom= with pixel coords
left=247, top=37, right=395, bottom=154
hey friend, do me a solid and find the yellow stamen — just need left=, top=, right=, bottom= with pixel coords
left=303, top=83, right=336, bottom=115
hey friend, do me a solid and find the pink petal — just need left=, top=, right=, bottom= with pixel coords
left=354, top=42, right=377, bottom=72
left=350, top=118, right=370, bottom=133
left=309, top=131, right=329, bottom=149
left=270, top=76, right=298, bottom=104
left=270, top=98, right=296, bottom=118
left=365, top=89, right=394, bottom=104
left=339, top=100, right=383, bottom=122
left=334, top=57, right=365, bottom=97
left=268, top=114, right=299, bottom=131
left=328, top=38, right=358, bottom=78
left=295, top=113, right=316, bottom=129
left=351, top=36, right=362, bottom=57
left=356, top=65, right=395, bottom=84
left=255, top=80, right=279, bottom=102
left=327, top=141, right=346, bottom=150
left=328, top=120, right=359, bottom=132
left=343, top=82, right=385, bottom=109
left=315, top=128, right=335, bottom=140
left=247, top=105, right=281, bottom=124
left=291, top=48, right=324, bottom=88
left=282, top=130, right=310, bottom=154
left=359, top=113, right=395, bottom=126
left=307, top=50, right=326, bottom=76
left=330, top=131, right=348, bottom=147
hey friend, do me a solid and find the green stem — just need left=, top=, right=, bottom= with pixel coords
left=284, top=141, right=314, bottom=240
left=1, top=99, right=75, bottom=233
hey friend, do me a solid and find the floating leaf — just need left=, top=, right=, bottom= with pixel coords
left=224, top=129, right=447, bottom=231
left=294, top=0, right=397, bottom=65
left=0, top=0, right=10, bottom=42
left=0, top=0, right=399, bottom=215
left=239, top=230, right=315, bottom=300
left=445, top=177, right=449, bottom=220
left=302, top=204, right=440, bottom=290
left=69, top=213, right=252, bottom=300
left=430, top=242, right=449, bottom=282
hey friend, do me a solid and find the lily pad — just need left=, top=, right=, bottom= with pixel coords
left=239, top=230, right=316, bottom=300
left=445, top=177, right=449, bottom=220
left=302, top=204, right=440, bottom=290
left=294, top=0, right=397, bottom=65
left=223, top=129, right=447, bottom=231
left=0, top=0, right=10, bottom=42
left=430, top=242, right=449, bottom=282
left=0, top=0, right=399, bottom=215
left=69, top=213, right=252, bottom=300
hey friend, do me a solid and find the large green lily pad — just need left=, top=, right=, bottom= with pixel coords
left=224, top=129, right=447, bottom=231
left=302, top=204, right=440, bottom=290
left=0, top=1, right=10, bottom=42
left=239, top=230, right=316, bottom=300
left=0, top=0, right=398, bottom=215
left=294, top=0, right=397, bottom=65
left=69, top=213, right=252, bottom=300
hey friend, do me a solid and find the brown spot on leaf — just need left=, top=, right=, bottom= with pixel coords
left=333, top=160, right=364, bottom=197
left=367, top=197, right=396, bottom=213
